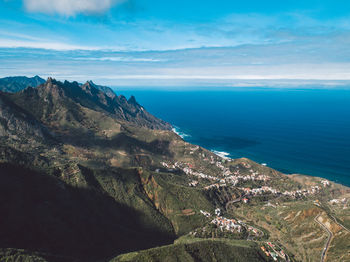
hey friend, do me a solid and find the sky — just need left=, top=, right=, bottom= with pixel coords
left=1, top=0, right=350, bottom=87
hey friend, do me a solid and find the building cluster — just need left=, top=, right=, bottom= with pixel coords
left=247, top=225, right=260, bottom=235
left=321, top=179, right=330, bottom=187
left=261, top=242, right=287, bottom=261
left=281, top=186, right=320, bottom=197
left=203, top=171, right=270, bottom=189
left=161, top=161, right=219, bottom=182
left=204, top=183, right=225, bottom=190
left=189, top=146, right=199, bottom=154
left=211, top=216, right=242, bottom=233
left=239, top=185, right=321, bottom=198
left=199, top=209, right=263, bottom=237
left=240, top=186, right=278, bottom=195
left=161, top=159, right=272, bottom=190
left=183, top=167, right=218, bottom=181
left=225, top=171, right=270, bottom=186
left=160, top=162, right=175, bottom=169
left=188, top=180, right=199, bottom=187
left=214, top=208, right=221, bottom=216
left=202, top=155, right=225, bottom=165
left=199, top=210, right=211, bottom=217
left=329, top=198, right=347, bottom=205
left=161, top=161, right=321, bottom=201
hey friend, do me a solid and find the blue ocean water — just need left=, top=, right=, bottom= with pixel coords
left=120, top=88, right=350, bottom=187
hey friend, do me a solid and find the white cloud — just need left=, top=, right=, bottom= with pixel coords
left=73, top=57, right=164, bottom=62
left=0, top=38, right=98, bottom=50
left=23, top=0, right=123, bottom=16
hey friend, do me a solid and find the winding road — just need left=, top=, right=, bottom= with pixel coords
left=314, top=214, right=333, bottom=262
left=225, top=196, right=243, bottom=210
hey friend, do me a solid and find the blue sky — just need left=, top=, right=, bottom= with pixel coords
left=1, top=0, right=350, bottom=87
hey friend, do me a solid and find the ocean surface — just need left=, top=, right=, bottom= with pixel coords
left=119, top=88, right=350, bottom=187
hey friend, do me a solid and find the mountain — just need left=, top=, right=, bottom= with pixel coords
left=0, top=92, right=53, bottom=143
left=112, top=238, right=270, bottom=262
left=0, top=77, right=349, bottom=262
left=0, top=75, right=45, bottom=93
left=8, top=78, right=171, bottom=131
left=85, top=80, right=117, bottom=99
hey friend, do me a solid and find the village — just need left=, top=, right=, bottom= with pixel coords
left=329, top=197, right=348, bottom=208
left=239, top=184, right=322, bottom=198
left=261, top=242, right=289, bottom=261
left=197, top=208, right=289, bottom=261
left=199, top=208, right=263, bottom=238
left=160, top=159, right=270, bottom=189
left=160, top=159, right=329, bottom=201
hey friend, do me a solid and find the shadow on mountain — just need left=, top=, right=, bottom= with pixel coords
left=0, top=163, right=175, bottom=262
left=58, top=127, right=173, bottom=157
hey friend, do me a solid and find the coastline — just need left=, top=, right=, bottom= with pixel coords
left=172, top=126, right=191, bottom=139
left=171, top=126, right=350, bottom=188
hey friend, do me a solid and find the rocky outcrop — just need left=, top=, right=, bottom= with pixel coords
left=8, top=78, right=171, bottom=130
left=0, top=92, right=52, bottom=142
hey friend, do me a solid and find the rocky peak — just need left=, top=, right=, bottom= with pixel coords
left=33, top=75, right=42, bottom=81
left=118, top=95, right=128, bottom=104
left=87, top=80, right=95, bottom=86
left=7, top=77, right=171, bottom=130
left=128, top=95, right=139, bottom=106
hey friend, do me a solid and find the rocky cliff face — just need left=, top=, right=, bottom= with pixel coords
left=0, top=92, right=53, bottom=143
left=7, top=78, right=171, bottom=130
left=0, top=78, right=177, bottom=261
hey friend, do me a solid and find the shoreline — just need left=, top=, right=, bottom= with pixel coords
left=171, top=126, right=350, bottom=188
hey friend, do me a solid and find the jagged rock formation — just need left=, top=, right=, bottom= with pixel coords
left=0, top=77, right=349, bottom=262
left=0, top=92, right=53, bottom=143
left=8, top=78, right=171, bottom=130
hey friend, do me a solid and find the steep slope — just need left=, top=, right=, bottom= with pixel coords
left=7, top=78, right=171, bottom=130
left=0, top=163, right=176, bottom=262
left=112, top=238, right=271, bottom=262
left=0, top=75, right=45, bottom=93
left=0, top=91, right=54, bottom=145
left=0, top=77, right=349, bottom=262
left=86, top=80, right=116, bottom=99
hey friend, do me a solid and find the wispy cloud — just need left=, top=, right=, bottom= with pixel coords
left=2, top=1, right=350, bottom=87
left=0, top=38, right=98, bottom=50
left=1, top=46, right=350, bottom=88
left=73, top=56, right=164, bottom=62
left=23, top=0, right=124, bottom=16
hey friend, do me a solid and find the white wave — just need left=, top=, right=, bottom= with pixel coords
left=172, top=127, right=191, bottom=139
left=211, top=150, right=231, bottom=160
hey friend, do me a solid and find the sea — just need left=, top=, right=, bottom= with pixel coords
left=119, top=88, right=350, bottom=187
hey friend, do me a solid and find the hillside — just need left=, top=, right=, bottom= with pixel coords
left=0, top=77, right=349, bottom=262
left=112, top=238, right=271, bottom=262
left=7, top=78, right=171, bottom=130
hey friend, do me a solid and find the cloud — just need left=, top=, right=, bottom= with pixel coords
left=0, top=38, right=98, bottom=50
left=73, top=56, right=164, bottom=62
left=23, top=0, right=123, bottom=16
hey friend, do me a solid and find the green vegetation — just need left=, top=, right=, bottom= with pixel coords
left=0, top=248, right=48, bottom=262
left=0, top=78, right=349, bottom=261
left=112, top=238, right=271, bottom=262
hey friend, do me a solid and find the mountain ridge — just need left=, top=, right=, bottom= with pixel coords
left=6, top=77, right=171, bottom=131
left=0, top=75, right=46, bottom=93
left=0, top=76, right=349, bottom=262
